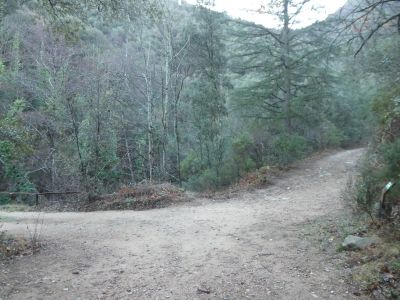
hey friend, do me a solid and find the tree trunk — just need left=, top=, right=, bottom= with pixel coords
left=144, top=71, right=153, bottom=183
left=174, top=101, right=181, bottom=185
left=283, top=0, right=292, bottom=133
left=161, top=31, right=172, bottom=179
left=66, top=97, right=88, bottom=194
left=124, top=129, right=135, bottom=184
left=94, top=72, right=102, bottom=183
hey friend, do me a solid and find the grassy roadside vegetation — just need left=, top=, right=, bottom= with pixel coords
left=305, top=212, right=400, bottom=298
left=0, top=211, right=43, bottom=261
left=324, top=86, right=400, bottom=298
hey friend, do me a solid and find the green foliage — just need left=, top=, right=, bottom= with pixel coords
left=380, top=140, right=400, bottom=180
left=0, top=139, right=36, bottom=204
left=353, top=159, right=383, bottom=214
left=390, top=259, right=400, bottom=274
left=350, top=85, right=400, bottom=217
left=0, top=99, right=31, bottom=153
left=185, top=168, right=218, bottom=192
left=0, top=0, right=376, bottom=199
left=0, top=59, right=4, bottom=75
left=350, top=139, right=400, bottom=217
left=272, top=134, right=311, bottom=165
left=314, top=121, right=345, bottom=149
left=181, top=152, right=229, bottom=192
left=346, top=31, right=400, bottom=215
left=321, top=122, right=345, bottom=148
left=180, top=152, right=203, bottom=181
left=0, top=99, right=35, bottom=201
left=231, top=134, right=256, bottom=174
left=372, top=86, right=400, bottom=127
left=8, top=98, right=27, bottom=116
left=181, top=134, right=258, bottom=191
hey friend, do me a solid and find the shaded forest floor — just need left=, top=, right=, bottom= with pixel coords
left=0, top=149, right=369, bottom=299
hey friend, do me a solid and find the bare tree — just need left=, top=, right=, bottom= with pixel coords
left=339, top=0, right=400, bottom=55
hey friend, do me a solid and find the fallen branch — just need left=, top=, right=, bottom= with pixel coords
left=197, top=288, right=211, bottom=294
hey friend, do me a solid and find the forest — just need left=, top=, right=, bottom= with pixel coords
left=1, top=0, right=400, bottom=299
left=0, top=0, right=386, bottom=201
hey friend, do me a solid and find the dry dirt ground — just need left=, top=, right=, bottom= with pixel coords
left=0, top=149, right=368, bottom=300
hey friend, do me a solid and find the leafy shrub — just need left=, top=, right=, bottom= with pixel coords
left=350, top=87, right=400, bottom=218
left=372, top=86, right=400, bottom=127
left=232, top=134, right=253, bottom=156
left=0, top=99, right=35, bottom=202
left=354, top=163, right=383, bottom=215
left=380, top=139, right=400, bottom=180
left=231, top=133, right=257, bottom=175
left=181, top=134, right=258, bottom=191
left=0, top=59, right=5, bottom=76
left=180, top=152, right=204, bottom=181
left=218, top=160, right=239, bottom=187
left=350, top=139, right=400, bottom=218
left=184, top=168, right=219, bottom=192
left=272, top=134, right=311, bottom=165
left=318, top=121, right=345, bottom=148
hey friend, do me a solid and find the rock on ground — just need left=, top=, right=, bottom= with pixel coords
left=342, top=235, right=381, bottom=251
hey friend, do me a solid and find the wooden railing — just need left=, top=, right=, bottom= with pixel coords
left=0, top=192, right=81, bottom=205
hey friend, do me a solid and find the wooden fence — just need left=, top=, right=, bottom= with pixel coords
left=0, top=192, right=81, bottom=205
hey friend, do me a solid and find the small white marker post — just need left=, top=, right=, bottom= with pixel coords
left=380, top=181, right=396, bottom=217
left=384, top=182, right=394, bottom=192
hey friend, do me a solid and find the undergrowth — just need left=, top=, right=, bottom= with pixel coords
left=0, top=213, right=43, bottom=260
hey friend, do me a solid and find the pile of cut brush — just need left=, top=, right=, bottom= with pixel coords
left=83, top=183, right=187, bottom=212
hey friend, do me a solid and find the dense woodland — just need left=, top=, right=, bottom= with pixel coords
left=0, top=0, right=398, bottom=205
left=2, top=1, right=400, bottom=298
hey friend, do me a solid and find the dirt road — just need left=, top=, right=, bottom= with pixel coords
left=0, top=149, right=366, bottom=300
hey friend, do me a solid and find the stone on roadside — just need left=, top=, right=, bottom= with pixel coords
left=342, top=235, right=380, bottom=251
